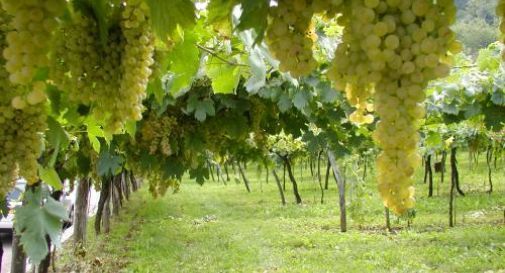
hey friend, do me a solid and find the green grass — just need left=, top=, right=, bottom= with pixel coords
left=58, top=155, right=505, bottom=273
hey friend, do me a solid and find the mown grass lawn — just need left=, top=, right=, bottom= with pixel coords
left=59, top=156, right=505, bottom=273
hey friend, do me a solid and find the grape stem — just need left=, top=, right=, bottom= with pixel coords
left=196, top=44, right=249, bottom=67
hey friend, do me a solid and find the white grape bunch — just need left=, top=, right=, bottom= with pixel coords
left=1, top=0, right=64, bottom=85
left=108, top=0, right=155, bottom=132
left=266, top=0, right=343, bottom=77
left=0, top=8, right=47, bottom=192
left=328, top=0, right=460, bottom=214
left=51, top=13, right=101, bottom=105
left=138, top=112, right=177, bottom=157
left=51, top=1, right=154, bottom=134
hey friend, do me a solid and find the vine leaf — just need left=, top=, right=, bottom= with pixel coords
left=424, top=131, right=443, bottom=150
left=14, top=187, right=68, bottom=264
left=186, top=95, right=216, bottom=122
left=85, top=117, right=108, bottom=153
left=293, top=90, right=311, bottom=110
left=195, top=99, right=216, bottom=122
left=206, top=58, right=242, bottom=94
left=166, top=30, right=201, bottom=95
left=277, top=94, right=293, bottom=113
left=491, top=89, right=505, bottom=105
left=38, top=166, right=63, bottom=191
left=207, top=0, right=238, bottom=36
left=234, top=23, right=269, bottom=92
left=146, top=0, right=196, bottom=40
left=236, top=0, right=270, bottom=43
left=125, top=120, right=137, bottom=138
left=317, top=82, right=339, bottom=103
left=162, top=158, right=185, bottom=180
left=482, top=103, right=505, bottom=131
left=46, top=117, right=70, bottom=167
left=97, top=145, right=123, bottom=177
left=189, top=166, right=209, bottom=185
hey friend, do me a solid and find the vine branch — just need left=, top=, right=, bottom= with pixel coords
left=196, top=44, right=249, bottom=67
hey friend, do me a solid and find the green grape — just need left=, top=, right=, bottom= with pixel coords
left=0, top=9, right=47, bottom=194
left=328, top=0, right=460, bottom=214
left=1, top=0, right=64, bottom=85
left=51, top=13, right=100, bottom=105
left=108, top=0, right=154, bottom=132
left=248, top=97, right=268, bottom=149
left=148, top=175, right=179, bottom=198
left=266, top=0, right=343, bottom=77
left=138, top=112, right=177, bottom=157
left=51, top=1, right=154, bottom=134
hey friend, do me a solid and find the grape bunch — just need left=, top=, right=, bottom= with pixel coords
left=248, top=97, right=268, bottom=148
left=266, top=0, right=343, bottom=77
left=1, top=0, right=64, bottom=85
left=497, top=0, right=505, bottom=60
left=51, top=13, right=101, bottom=105
left=0, top=90, right=46, bottom=191
left=110, top=0, right=155, bottom=132
left=328, top=0, right=460, bottom=214
left=138, top=113, right=178, bottom=157
left=51, top=0, right=155, bottom=134
left=148, top=176, right=179, bottom=198
left=0, top=9, right=47, bottom=194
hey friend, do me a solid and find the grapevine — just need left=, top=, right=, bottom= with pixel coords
left=328, top=0, right=460, bottom=214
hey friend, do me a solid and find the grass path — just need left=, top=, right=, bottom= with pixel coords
left=58, top=165, right=505, bottom=273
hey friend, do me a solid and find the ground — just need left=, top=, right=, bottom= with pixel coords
left=57, top=155, right=505, bottom=273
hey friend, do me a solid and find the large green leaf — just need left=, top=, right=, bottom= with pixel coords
left=166, top=30, right=201, bottom=95
left=207, top=0, right=238, bottom=36
left=234, top=22, right=269, bottom=92
left=38, top=166, right=63, bottom=190
left=146, top=0, right=196, bottom=40
left=205, top=58, right=242, bottom=94
left=14, top=187, right=68, bottom=264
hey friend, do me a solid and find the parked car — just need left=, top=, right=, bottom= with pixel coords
left=0, top=179, right=75, bottom=234
left=0, top=179, right=26, bottom=234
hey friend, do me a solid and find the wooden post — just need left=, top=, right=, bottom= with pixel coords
left=237, top=162, right=251, bottom=193
left=74, top=178, right=90, bottom=247
left=385, top=207, right=391, bottom=232
left=272, top=170, right=286, bottom=206
left=328, top=150, right=347, bottom=232
left=11, top=232, right=27, bottom=273
left=284, top=157, right=302, bottom=204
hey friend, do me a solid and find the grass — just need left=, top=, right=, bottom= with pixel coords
left=57, top=154, right=505, bottom=273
